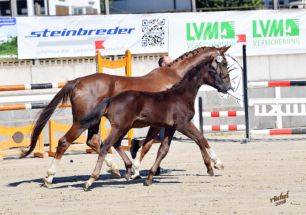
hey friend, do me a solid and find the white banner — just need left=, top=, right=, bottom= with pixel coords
left=169, top=10, right=306, bottom=58
left=17, top=14, right=168, bottom=59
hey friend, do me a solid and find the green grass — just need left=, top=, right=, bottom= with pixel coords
left=0, top=36, right=18, bottom=57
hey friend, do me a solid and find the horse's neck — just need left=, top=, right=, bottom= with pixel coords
left=174, top=68, right=205, bottom=101
left=173, top=51, right=211, bottom=77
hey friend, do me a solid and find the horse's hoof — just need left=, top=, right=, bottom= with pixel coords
left=144, top=180, right=152, bottom=186
left=214, top=163, right=224, bottom=171
left=207, top=170, right=214, bottom=176
left=84, top=182, right=90, bottom=191
left=131, top=174, right=141, bottom=180
left=42, top=178, right=52, bottom=188
left=110, top=169, right=121, bottom=178
left=124, top=173, right=131, bottom=181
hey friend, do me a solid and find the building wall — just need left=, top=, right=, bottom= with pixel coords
left=110, top=0, right=191, bottom=13
left=48, top=0, right=101, bottom=15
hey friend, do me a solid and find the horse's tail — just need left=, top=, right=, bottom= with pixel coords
left=19, top=79, right=79, bottom=159
left=79, top=98, right=111, bottom=128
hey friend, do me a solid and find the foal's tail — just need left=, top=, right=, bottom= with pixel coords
left=20, top=79, right=79, bottom=159
left=79, top=98, right=111, bottom=128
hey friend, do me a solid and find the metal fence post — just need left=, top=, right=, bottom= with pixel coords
left=242, top=45, right=250, bottom=143
left=198, top=97, right=204, bottom=135
left=191, top=0, right=196, bottom=12
left=105, top=0, right=110, bottom=15
left=273, top=0, right=278, bottom=9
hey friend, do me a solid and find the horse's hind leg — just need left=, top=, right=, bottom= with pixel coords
left=112, top=136, right=133, bottom=181
left=131, top=127, right=161, bottom=179
left=189, top=122, right=224, bottom=170
left=145, top=129, right=175, bottom=186
left=84, top=127, right=128, bottom=191
left=86, top=120, right=121, bottom=178
left=86, top=120, right=101, bottom=153
left=43, top=122, right=85, bottom=187
left=176, top=122, right=214, bottom=176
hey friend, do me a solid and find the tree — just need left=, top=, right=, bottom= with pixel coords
left=196, top=0, right=263, bottom=9
left=100, top=0, right=114, bottom=13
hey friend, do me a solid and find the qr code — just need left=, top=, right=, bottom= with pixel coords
left=142, top=19, right=165, bottom=47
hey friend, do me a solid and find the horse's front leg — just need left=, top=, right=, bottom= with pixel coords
left=145, top=128, right=175, bottom=186
left=176, top=122, right=214, bottom=176
left=189, top=122, right=224, bottom=170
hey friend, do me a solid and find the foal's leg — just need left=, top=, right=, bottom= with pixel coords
left=86, top=120, right=121, bottom=178
left=84, top=127, right=127, bottom=191
left=145, top=129, right=175, bottom=186
left=86, top=120, right=101, bottom=152
left=43, top=121, right=85, bottom=187
left=112, top=136, right=133, bottom=181
left=131, top=127, right=161, bottom=179
left=189, top=122, right=224, bottom=170
left=176, top=123, right=214, bottom=176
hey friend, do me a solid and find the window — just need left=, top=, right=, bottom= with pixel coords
left=34, top=0, right=45, bottom=15
left=0, top=0, right=11, bottom=16
left=73, top=6, right=93, bottom=15
left=16, top=0, right=28, bottom=16
left=73, top=7, right=84, bottom=15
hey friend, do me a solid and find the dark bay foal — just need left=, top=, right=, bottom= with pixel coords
left=80, top=52, right=231, bottom=190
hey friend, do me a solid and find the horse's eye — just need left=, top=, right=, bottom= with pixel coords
left=210, top=68, right=217, bottom=74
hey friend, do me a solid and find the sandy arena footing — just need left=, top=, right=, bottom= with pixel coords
left=0, top=139, right=305, bottom=214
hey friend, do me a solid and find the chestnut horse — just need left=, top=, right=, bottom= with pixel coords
left=80, top=52, right=231, bottom=190
left=20, top=46, right=230, bottom=187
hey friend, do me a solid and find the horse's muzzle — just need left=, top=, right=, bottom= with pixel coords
left=220, top=85, right=232, bottom=94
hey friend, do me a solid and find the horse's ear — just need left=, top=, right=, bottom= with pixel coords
left=220, top=46, right=231, bottom=54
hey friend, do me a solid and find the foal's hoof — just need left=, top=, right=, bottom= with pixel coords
left=131, top=174, right=141, bottom=180
left=84, top=182, right=90, bottom=191
left=124, top=173, right=131, bottom=181
left=214, top=163, right=224, bottom=171
left=110, top=169, right=121, bottom=178
left=144, top=180, right=152, bottom=186
left=207, top=170, right=214, bottom=176
left=42, top=178, right=52, bottom=188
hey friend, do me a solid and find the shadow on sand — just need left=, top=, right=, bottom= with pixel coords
left=7, top=169, right=194, bottom=189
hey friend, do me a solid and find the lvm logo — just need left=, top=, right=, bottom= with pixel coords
left=252, top=19, right=300, bottom=46
left=186, top=21, right=236, bottom=49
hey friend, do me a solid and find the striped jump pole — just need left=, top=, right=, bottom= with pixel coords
left=0, top=102, right=71, bottom=111
left=251, top=129, right=306, bottom=135
left=202, top=111, right=245, bottom=118
left=248, top=81, right=306, bottom=88
left=0, top=82, right=67, bottom=91
left=203, top=125, right=246, bottom=132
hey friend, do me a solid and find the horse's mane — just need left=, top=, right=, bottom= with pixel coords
left=169, top=46, right=215, bottom=67
left=170, top=56, right=212, bottom=90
